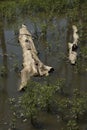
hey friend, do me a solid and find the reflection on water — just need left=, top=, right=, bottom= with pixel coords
left=0, top=13, right=87, bottom=130
left=0, top=19, right=8, bottom=125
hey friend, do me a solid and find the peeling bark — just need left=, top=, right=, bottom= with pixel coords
left=68, top=25, right=79, bottom=65
left=18, top=25, right=53, bottom=91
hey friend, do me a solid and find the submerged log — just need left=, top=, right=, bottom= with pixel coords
left=18, top=24, right=53, bottom=91
left=68, top=25, right=79, bottom=65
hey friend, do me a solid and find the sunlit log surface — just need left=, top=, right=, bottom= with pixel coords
left=72, top=25, right=79, bottom=45
left=18, top=24, right=53, bottom=91
left=68, top=25, right=79, bottom=65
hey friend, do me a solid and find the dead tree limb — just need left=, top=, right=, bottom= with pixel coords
left=68, top=25, right=79, bottom=65
left=18, top=24, right=54, bottom=91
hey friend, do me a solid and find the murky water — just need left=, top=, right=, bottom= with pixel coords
left=0, top=12, right=87, bottom=130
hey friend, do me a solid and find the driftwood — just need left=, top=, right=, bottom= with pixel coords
left=18, top=24, right=53, bottom=91
left=68, top=25, right=79, bottom=64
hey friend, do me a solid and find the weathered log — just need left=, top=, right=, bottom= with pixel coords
left=68, top=25, right=79, bottom=64
left=72, top=25, right=79, bottom=45
left=68, top=42, right=78, bottom=64
left=18, top=24, right=53, bottom=91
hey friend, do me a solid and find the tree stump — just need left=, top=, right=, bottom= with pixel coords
left=18, top=24, right=54, bottom=91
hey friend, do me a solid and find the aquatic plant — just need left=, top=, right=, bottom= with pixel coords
left=9, top=79, right=87, bottom=129
left=80, top=47, right=87, bottom=59
left=57, top=97, right=70, bottom=120
left=0, top=1, right=17, bottom=19
left=0, top=66, right=8, bottom=77
left=0, top=0, right=87, bottom=20
left=13, top=61, right=19, bottom=72
left=67, top=120, right=79, bottom=130
left=56, top=88, right=87, bottom=129
left=55, top=78, right=66, bottom=94
left=70, top=89, right=87, bottom=120
left=20, top=79, right=65, bottom=124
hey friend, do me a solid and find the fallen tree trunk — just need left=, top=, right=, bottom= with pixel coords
left=18, top=24, right=54, bottom=91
